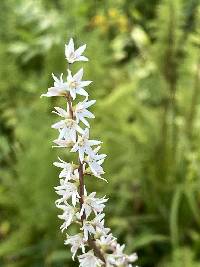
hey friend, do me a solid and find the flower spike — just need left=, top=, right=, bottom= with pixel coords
left=41, top=38, right=138, bottom=267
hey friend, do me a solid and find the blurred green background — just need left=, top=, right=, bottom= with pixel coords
left=0, top=0, right=200, bottom=266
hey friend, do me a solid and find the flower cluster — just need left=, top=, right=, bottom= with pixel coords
left=42, top=38, right=138, bottom=267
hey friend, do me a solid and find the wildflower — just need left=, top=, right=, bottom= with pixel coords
left=80, top=189, right=108, bottom=219
left=95, top=226, right=111, bottom=240
left=65, top=233, right=85, bottom=260
left=65, top=38, right=88, bottom=63
left=52, top=118, right=84, bottom=142
left=81, top=221, right=96, bottom=241
left=111, top=244, right=138, bottom=266
left=56, top=203, right=76, bottom=232
left=80, top=213, right=107, bottom=241
left=41, top=73, right=68, bottom=97
left=71, top=128, right=102, bottom=162
left=97, top=233, right=116, bottom=250
left=53, top=158, right=74, bottom=179
left=78, top=250, right=103, bottom=267
left=85, top=146, right=107, bottom=180
left=93, top=213, right=106, bottom=233
left=74, top=99, right=96, bottom=127
left=55, top=179, right=79, bottom=206
left=67, top=68, right=92, bottom=100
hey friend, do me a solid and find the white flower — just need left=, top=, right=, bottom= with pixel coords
left=80, top=189, right=108, bottom=219
left=65, top=38, right=88, bottom=63
left=65, top=233, right=85, bottom=260
left=115, top=244, right=125, bottom=256
left=53, top=106, right=84, bottom=141
left=81, top=220, right=96, bottom=241
left=67, top=68, right=92, bottom=100
left=92, top=213, right=111, bottom=238
left=56, top=203, right=76, bottom=232
left=95, top=226, right=111, bottom=239
left=41, top=73, right=68, bottom=97
left=71, top=128, right=102, bottom=162
left=86, top=146, right=107, bottom=180
left=53, top=158, right=74, bottom=180
left=97, top=234, right=117, bottom=249
left=80, top=213, right=107, bottom=241
left=78, top=250, right=103, bottom=267
left=74, top=99, right=96, bottom=127
left=52, top=118, right=84, bottom=142
left=109, top=244, right=138, bottom=266
left=55, top=180, right=79, bottom=206
left=105, top=254, right=117, bottom=266
left=93, top=213, right=107, bottom=233
left=53, top=138, right=73, bottom=148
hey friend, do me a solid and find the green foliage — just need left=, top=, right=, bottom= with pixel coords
left=0, top=0, right=200, bottom=266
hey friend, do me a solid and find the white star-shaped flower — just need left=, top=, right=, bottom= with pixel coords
left=78, top=250, right=103, bottom=267
left=80, top=188, right=108, bottom=219
left=95, top=225, right=111, bottom=239
left=80, top=221, right=96, bottom=241
left=52, top=117, right=84, bottom=142
left=65, top=233, right=85, bottom=260
left=65, top=38, right=88, bottom=63
left=41, top=73, right=68, bottom=97
left=85, top=146, right=107, bottom=180
left=67, top=68, right=92, bottom=100
left=55, top=180, right=79, bottom=206
left=109, top=243, right=138, bottom=266
left=56, top=203, right=76, bottom=232
left=74, top=99, right=96, bottom=127
left=93, top=213, right=106, bottom=232
left=97, top=233, right=117, bottom=249
left=71, top=129, right=102, bottom=162
left=53, top=157, right=74, bottom=180
left=80, top=213, right=106, bottom=241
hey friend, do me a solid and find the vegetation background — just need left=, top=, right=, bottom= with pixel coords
left=0, top=0, right=200, bottom=266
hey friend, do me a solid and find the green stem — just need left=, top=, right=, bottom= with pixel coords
left=186, top=56, right=200, bottom=138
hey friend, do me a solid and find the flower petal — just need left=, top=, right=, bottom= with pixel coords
left=74, top=44, right=86, bottom=57
left=74, top=68, right=83, bottom=82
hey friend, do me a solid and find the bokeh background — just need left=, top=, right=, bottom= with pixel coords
left=0, top=0, right=200, bottom=266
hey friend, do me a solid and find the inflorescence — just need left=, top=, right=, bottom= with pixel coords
left=41, top=38, right=138, bottom=267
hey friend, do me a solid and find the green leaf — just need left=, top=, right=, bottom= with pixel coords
left=170, top=186, right=183, bottom=248
left=131, top=232, right=169, bottom=249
